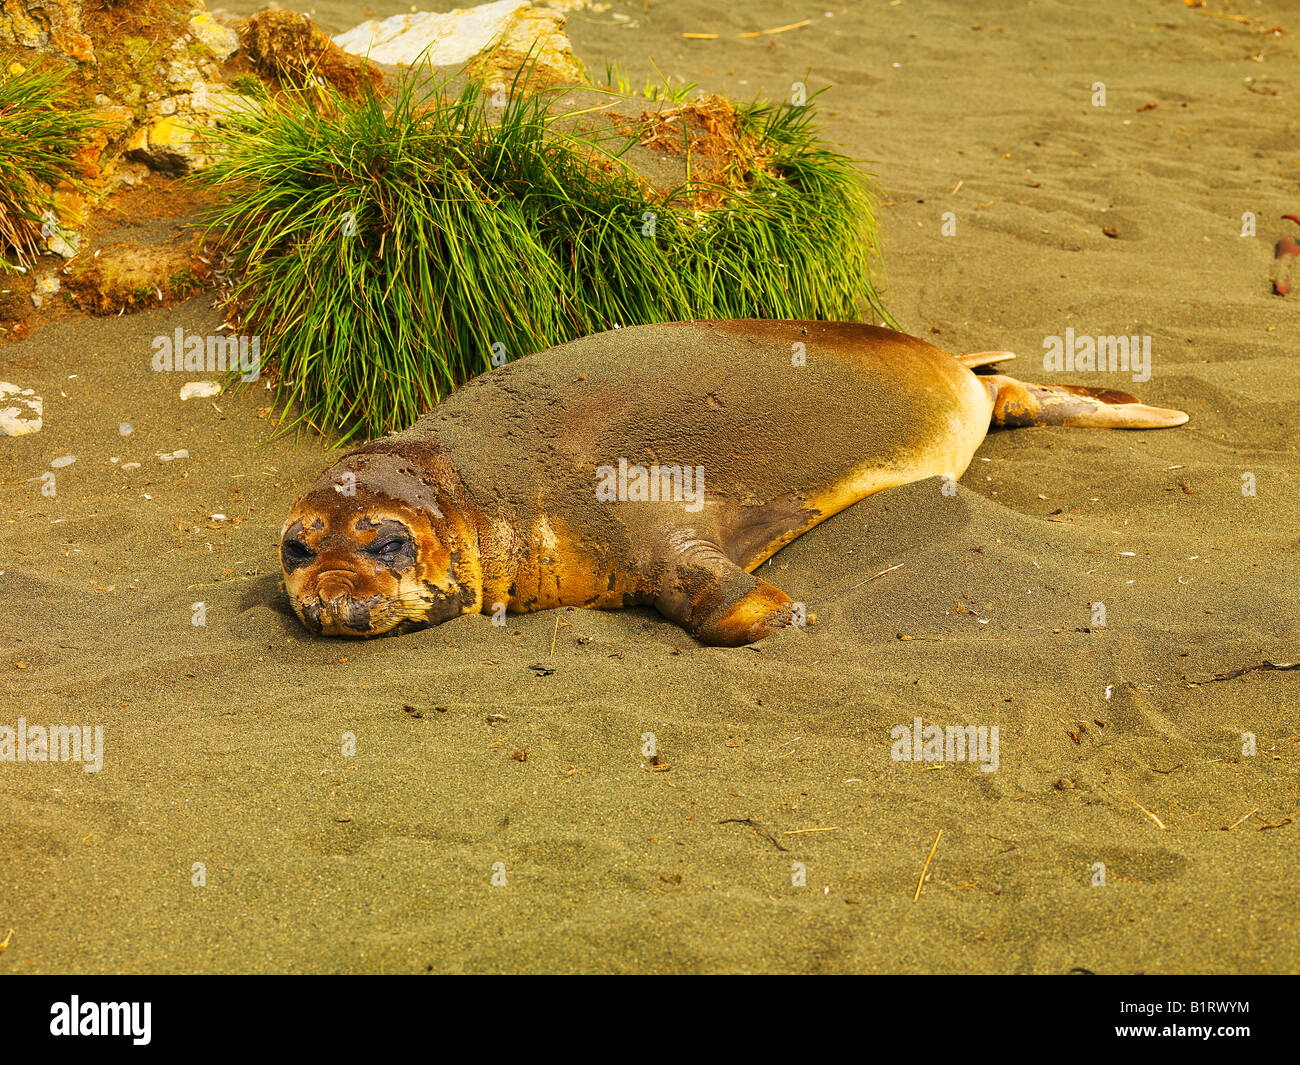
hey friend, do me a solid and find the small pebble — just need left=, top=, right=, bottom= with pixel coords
left=179, top=381, right=221, bottom=401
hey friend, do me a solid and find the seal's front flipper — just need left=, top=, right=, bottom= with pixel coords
left=654, top=539, right=793, bottom=646
left=982, top=374, right=1189, bottom=429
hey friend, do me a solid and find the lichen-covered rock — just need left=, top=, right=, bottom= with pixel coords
left=188, top=11, right=238, bottom=62
left=0, top=0, right=43, bottom=49
left=7, top=2, right=383, bottom=201
left=124, top=114, right=203, bottom=173
left=125, top=87, right=255, bottom=173
left=3, top=0, right=261, bottom=186
left=468, top=5, right=586, bottom=91
left=0, top=0, right=95, bottom=63
left=2, top=0, right=264, bottom=324
left=65, top=238, right=212, bottom=314
left=72, top=104, right=134, bottom=182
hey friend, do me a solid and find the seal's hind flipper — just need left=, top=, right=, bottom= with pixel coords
left=982, top=374, right=1189, bottom=429
left=957, top=350, right=1017, bottom=370
left=653, top=539, right=793, bottom=646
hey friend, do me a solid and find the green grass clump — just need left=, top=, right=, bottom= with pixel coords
left=201, top=73, right=892, bottom=442
left=598, top=60, right=696, bottom=103
left=0, top=63, right=105, bottom=271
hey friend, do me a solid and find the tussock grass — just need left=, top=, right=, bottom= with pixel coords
left=0, top=63, right=104, bottom=270
left=598, top=59, right=696, bottom=103
left=201, top=72, right=892, bottom=442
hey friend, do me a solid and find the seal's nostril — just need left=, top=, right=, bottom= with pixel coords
left=300, top=601, right=323, bottom=630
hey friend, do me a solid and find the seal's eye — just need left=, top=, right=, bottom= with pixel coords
left=282, top=539, right=315, bottom=564
left=370, top=536, right=409, bottom=560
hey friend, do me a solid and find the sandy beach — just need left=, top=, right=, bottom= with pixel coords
left=1, top=0, right=1297, bottom=973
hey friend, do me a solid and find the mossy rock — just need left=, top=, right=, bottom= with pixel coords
left=65, top=237, right=211, bottom=314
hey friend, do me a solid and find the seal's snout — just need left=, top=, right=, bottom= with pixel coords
left=299, top=588, right=378, bottom=635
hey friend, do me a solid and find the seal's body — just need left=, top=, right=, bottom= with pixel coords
left=280, top=321, right=1187, bottom=645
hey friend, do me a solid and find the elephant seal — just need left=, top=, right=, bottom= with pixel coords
left=280, top=320, right=1187, bottom=645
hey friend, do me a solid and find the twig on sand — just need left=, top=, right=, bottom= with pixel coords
left=739, top=19, right=812, bottom=38
left=1185, top=1, right=1286, bottom=34
left=851, top=561, right=904, bottom=591
left=784, top=826, right=840, bottom=835
left=1222, top=808, right=1259, bottom=831
left=914, top=828, right=943, bottom=901
left=1111, top=788, right=1166, bottom=829
left=1201, top=660, right=1299, bottom=684
left=0, top=928, right=13, bottom=952
left=684, top=19, right=812, bottom=40
left=549, top=615, right=568, bottom=656
left=718, top=817, right=789, bottom=852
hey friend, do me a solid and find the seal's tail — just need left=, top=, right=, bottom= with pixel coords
left=979, top=373, right=1189, bottom=430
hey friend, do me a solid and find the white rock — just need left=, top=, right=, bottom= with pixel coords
left=157, top=449, right=190, bottom=462
left=164, top=55, right=204, bottom=91
left=35, top=274, right=60, bottom=296
left=334, top=1, right=536, bottom=66
left=50, top=455, right=75, bottom=468
left=46, top=232, right=79, bottom=259
left=110, top=162, right=151, bottom=190
left=122, top=462, right=142, bottom=470
left=180, top=381, right=222, bottom=400
left=0, top=382, right=43, bottom=436
left=120, top=422, right=133, bottom=435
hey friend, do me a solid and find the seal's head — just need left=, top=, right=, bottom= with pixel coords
left=279, top=444, right=481, bottom=637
